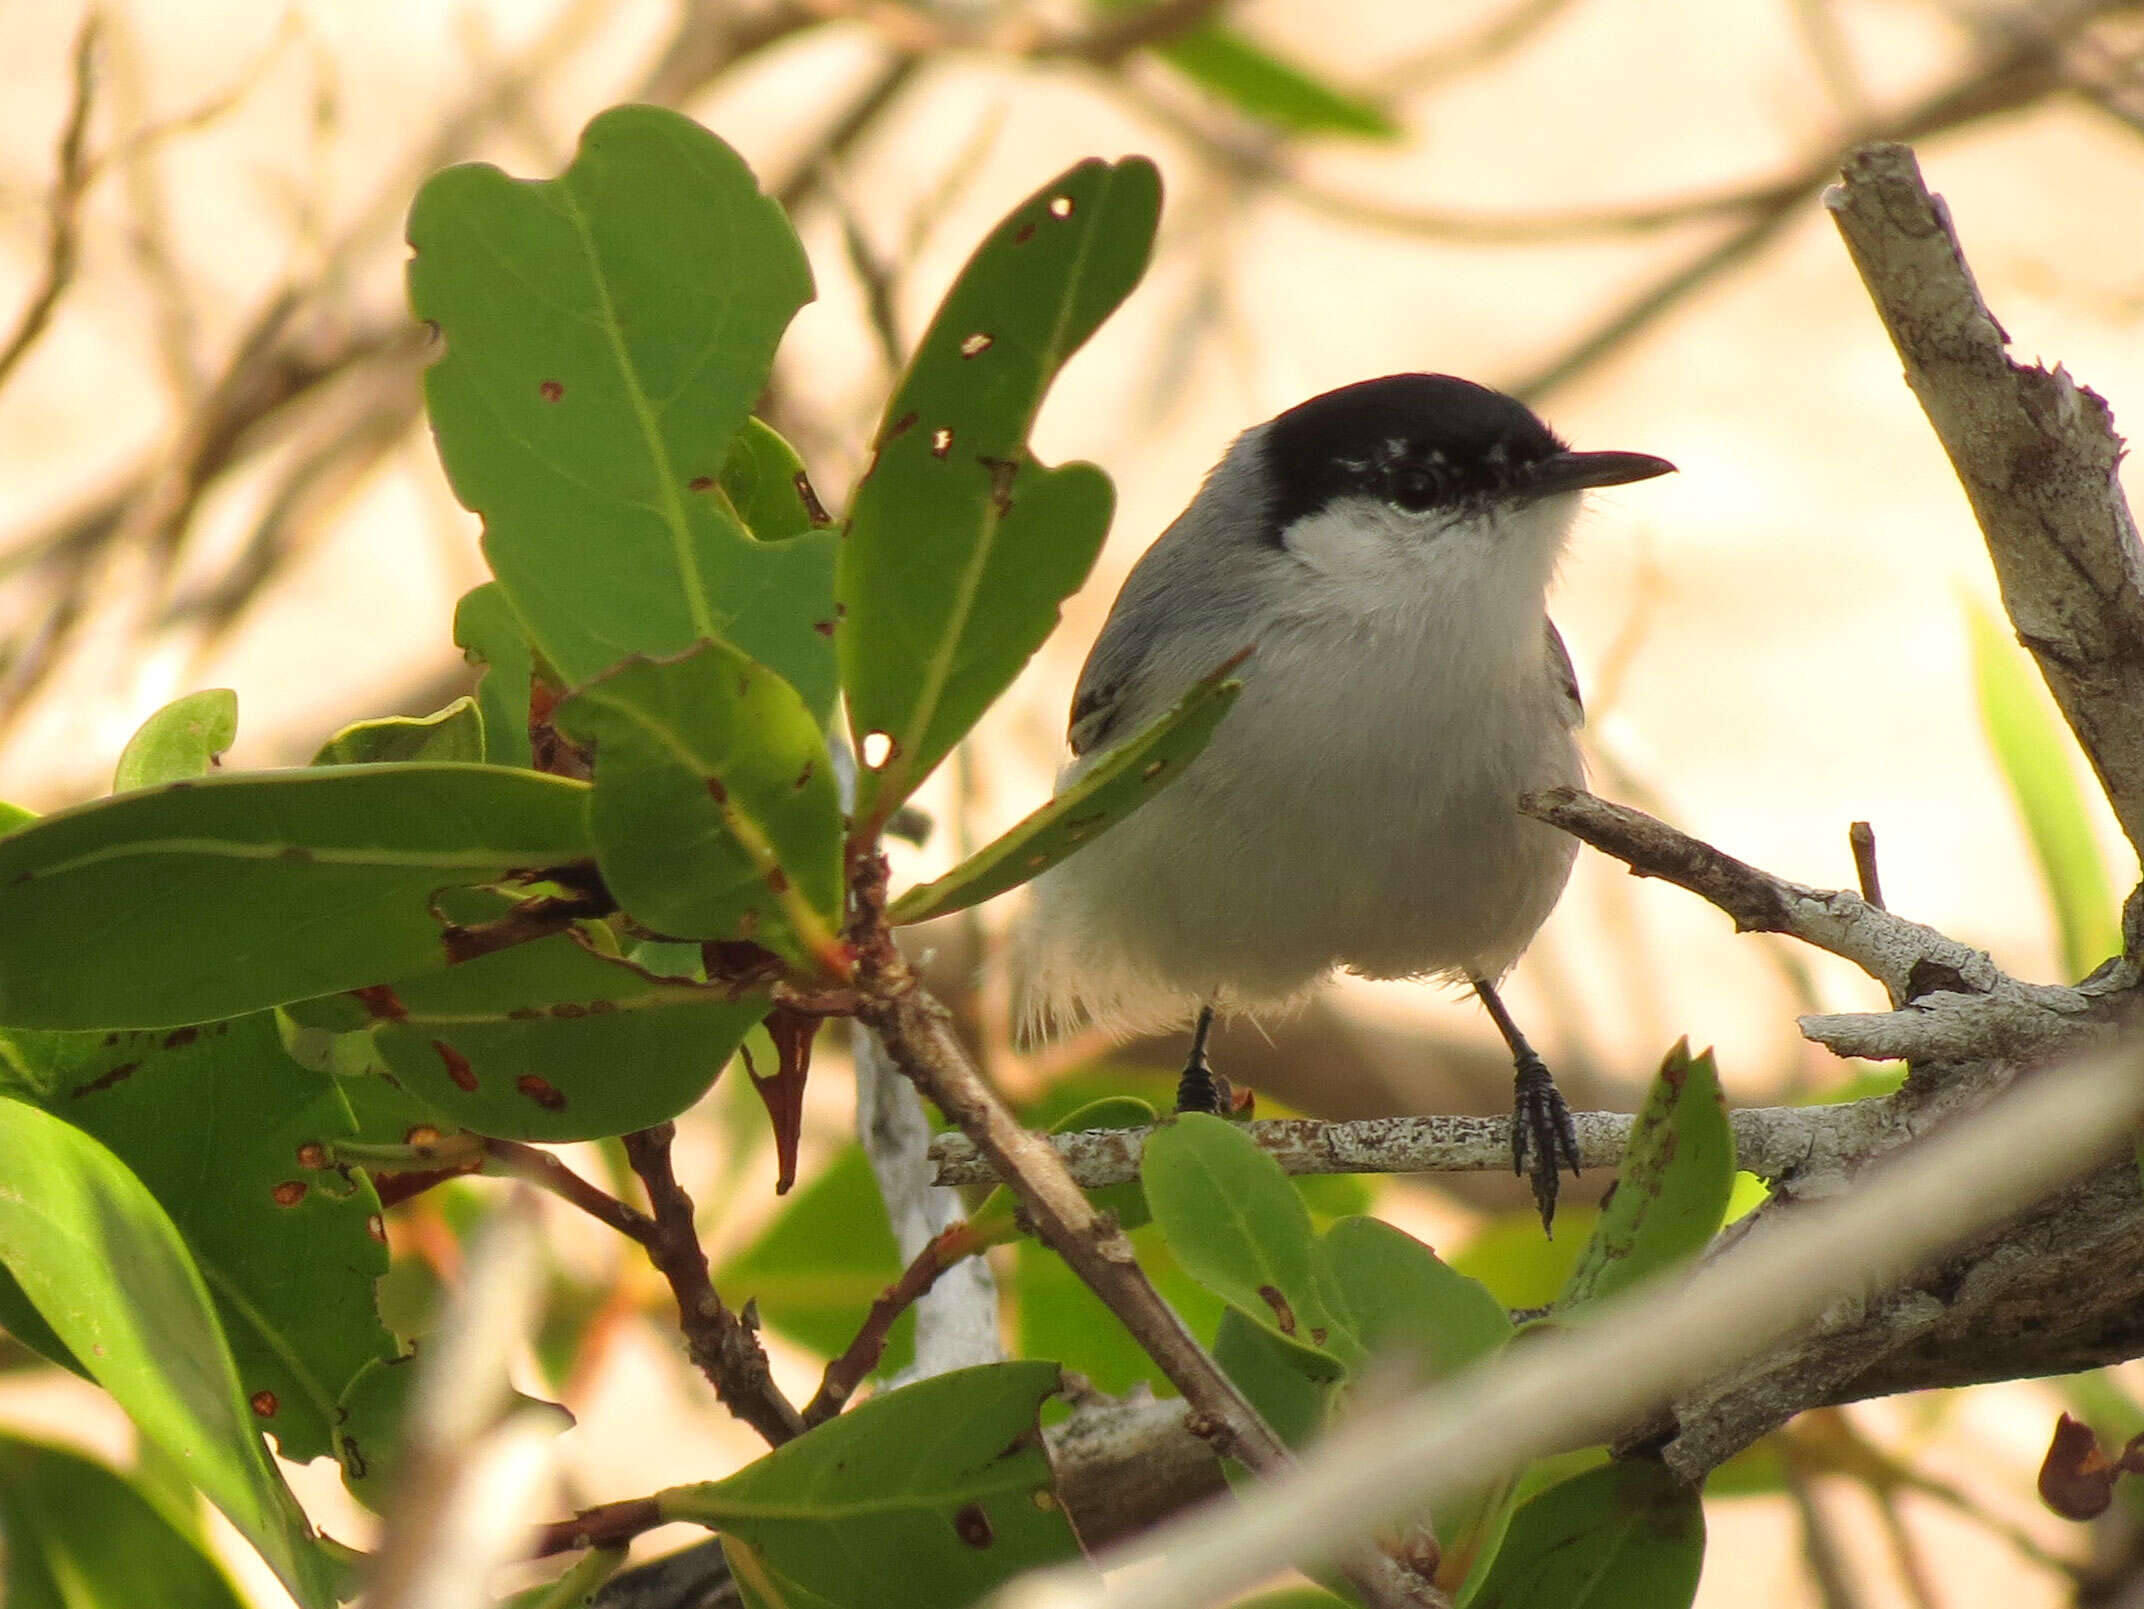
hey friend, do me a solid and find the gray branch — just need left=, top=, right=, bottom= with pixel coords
left=1824, top=141, right=2144, bottom=864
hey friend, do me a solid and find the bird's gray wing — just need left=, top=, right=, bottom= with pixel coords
left=1546, top=618, right=1584, bottom=729
left=1067, top=600, right=1162, bottom=757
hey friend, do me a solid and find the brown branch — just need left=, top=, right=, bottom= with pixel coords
left=531, top=1495, right=666, bottom=1560
left=0, top=14, right=99, bottom=390
left=1824, top=141, right=2144, bottom=865
left=1848, top=821, right=1884, bottom=910
left=851, top=954, right=1442, bottom=1607
left=622, top=1124, right=806, bottom=1449
left=802, top=1221, right=983, bottom=1427
left=480, top=1139, right=656, bottom=1246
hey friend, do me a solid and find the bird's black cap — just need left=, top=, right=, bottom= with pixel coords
left=1260, top=373, right=1674, bottom=533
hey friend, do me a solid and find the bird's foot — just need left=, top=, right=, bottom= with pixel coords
left=1175, top=1049, right=1231, bottom=1116
left=1511, top=1052, right=1582, bottom=1232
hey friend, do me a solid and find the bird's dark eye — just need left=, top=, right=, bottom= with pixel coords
left=1387, top=463, right=1442, bottom=511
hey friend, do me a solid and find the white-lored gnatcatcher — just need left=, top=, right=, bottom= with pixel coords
left=1016, top=373, right=1675, bottom=1226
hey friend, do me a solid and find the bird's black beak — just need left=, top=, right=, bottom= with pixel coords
left=1525, top=450, right=1677, bottom=497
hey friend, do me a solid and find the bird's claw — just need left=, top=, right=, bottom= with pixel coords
left=1175, top=1052, right=1230, bottom=1116
left=1511, top=1053, right=1581, bottom=1232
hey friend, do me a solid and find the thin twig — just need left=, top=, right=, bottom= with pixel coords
left=481, top=1139, right=656, bottom=1246
left=1849, top=821, right=1884, bottom=910
left=622, top=1124, right=805, bottom=1448
left=0, top=14, right=99, bottom=390
left=802, top=1221, right=983, bottom=1426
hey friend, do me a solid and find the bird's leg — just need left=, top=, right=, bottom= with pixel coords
left=1471, top=976, right=1581, bottom=1231
left=1174, top=1005, right=1231, bottom=1115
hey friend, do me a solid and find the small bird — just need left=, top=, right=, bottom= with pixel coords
left=1016, top=373, right=1675, bottom=1226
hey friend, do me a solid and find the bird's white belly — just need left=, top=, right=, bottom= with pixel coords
left=1018, top=615, right=1581, bottom=1034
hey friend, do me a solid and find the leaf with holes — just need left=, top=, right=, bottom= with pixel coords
left=455, top=582, right=537, bottom=769
left=840, top=156, right=1161, bottom=838
left=0, top=1015, right=395, bottom=1471
left=0, top=766, right=593, bottom=1029
left=555, top=641, right=844, bottom=972
left=113, top=690, right=238, bottom=793
left=312, top=698, right=485, bottom=766
left=0, top=1433, right=250, bottom=1609
left=887, top=651, right=1244, bottom=925
left=680, top=1363, right=1081, bottom=1607
left=1461, top=1458, right=1704, bottom=1609
left=410, top=106, right=834, bottom=715
left=328, top=932, right=768, bottom=1142
left=0, top=1101, right=335, bottom=1607
left=1143, top=1114, right=1346, bottom=1377
left=1557, top=1042, right=1733, bottom=1314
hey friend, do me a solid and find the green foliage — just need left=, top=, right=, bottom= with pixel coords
left=312, top=697, right=485, bottom=765
left=410, top=105, right=829, bottom=709
left=887, top=653, right=1245, bottom=925
left=306, top=926, right=768, bottom=1141
left=454, top=581, right=537, bottom=768
left=683, top=1363, right=1083, bottom=1607
left=0, top=1102, right=334, bottom=1606
left=840, top=155, right=1161, bottom=838
left=0, top=1434, right=247, bottom=1609
left=1152, top=24, right=1399, bottom=138
left=1458, top=1458, right=1704, bottom=1609
left=0, top=1017, right=395, bottom=1469
left=0, top=765, right=592, bottom=1028
left=1143, top=1114, right=1346, bottom=1375
left=1558, top=1042, right=1734, bottom=1313
left=112, top=689, right=237, bottom=792
left=1965, top=599, right=2123, bottom=978
left=555, top=640, right=845, bottom=969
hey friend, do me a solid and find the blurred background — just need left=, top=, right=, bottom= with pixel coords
left=1, top=0, right=2142, bottom=1604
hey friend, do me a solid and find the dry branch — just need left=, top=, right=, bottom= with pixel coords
left=1825, top=141, right=2144, bottom=863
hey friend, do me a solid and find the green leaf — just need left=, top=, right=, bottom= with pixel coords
left=1317, top=1216, right=1510, bottom=1379
left=0, top=1017, right=395, bottom=1468
left=0, top=764, right=593, bottom=1028
left=1449, top=1206, right=1598, bottom=1310
left=714, top=1145, right=910, bottom=1374
left=1317, top=1217, right=1514, bottom=1576
left=723, top=416, right=834, bottom=541
left=455, top=582, right=537, bottom=769
left=680, top=1362, right=1082, bottom=1606
left=0, top=1433, right=248, bottom=1609
left=1558, top=1042, right=1733, bottom=1313
left=336, top=933, right=768, bottom=1142
left=0, top=800, right=32, bottom=835
left=1142, top=1113, right=1344, bottom=1376
left=1156, top=25, right=1398, bottom=139
left=1212, top=1307, right=1331, bottom=1451
left=1461, top=1458, right=1704, bottom=1609
left=0, top=1101, right=335, bottom=1607
left=312, top=698, right=485, bottom=766
left=887, top=652, right=1245, bottom=925
left=410, top=106, right=831, bottom=711
left=113, top=689, right=238, bottom=793
left=555, top=641, right=844, bottom=970
left=840, top=156, right=1161, bottom=837
left=1965, top=600, right=2122, bottom=979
